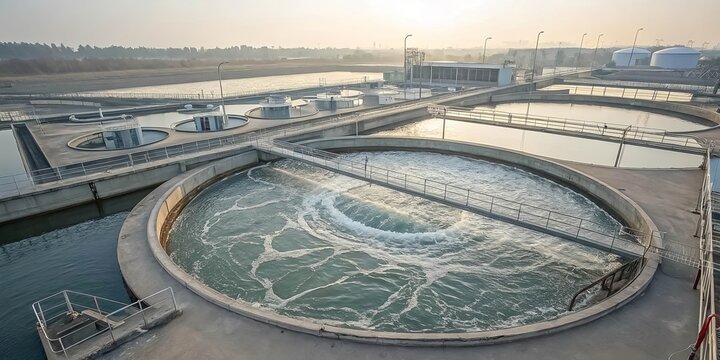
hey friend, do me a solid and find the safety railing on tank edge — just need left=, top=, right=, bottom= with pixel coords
left=567, top=256, right=646, bottom=311
left=0, top=85, right=494, bottom=199
left=427, top=105, right=703, bottom=151
left=261, top=138, right=650, bottom=254
left=548, top=84, right=693, bottom=102
left=559, top=78, right=715, bottom=95
left=261, top=139, right=715, bottom=268
left=695, top=148, right=717, bottom=360
left=32, top=287, right=177, bottom=359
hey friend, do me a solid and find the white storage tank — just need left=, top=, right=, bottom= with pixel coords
left=611, top=48, right=651, bottom=66
left=650, top=47, right=700, bottom=69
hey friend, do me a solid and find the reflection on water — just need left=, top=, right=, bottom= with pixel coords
left=0, top=129, right=25, bottom=177
left=85, top=71, right=382, bottom=97
left=377, top=118, right=702, bottom=168
left=479, top=102, right=707, bottom=131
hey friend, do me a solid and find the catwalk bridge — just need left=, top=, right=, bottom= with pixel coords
left=427, top=105, right=706, bottom=155
left=259, top=139, right=684, bottom=260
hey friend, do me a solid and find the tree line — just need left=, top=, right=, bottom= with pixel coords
left=0, top=42, right=361, bottom=60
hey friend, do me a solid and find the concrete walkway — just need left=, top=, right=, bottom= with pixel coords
left=112, top=153, right=703, bottom=360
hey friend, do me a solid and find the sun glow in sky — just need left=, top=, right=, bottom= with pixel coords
left=0, top=0, right=718, bottom=49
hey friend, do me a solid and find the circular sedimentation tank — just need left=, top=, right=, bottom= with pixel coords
left=172, top=113, right=249, bottom=133
left=68, top=121, right=168, bottom=151
left=165, top=151, right=628, bottom=333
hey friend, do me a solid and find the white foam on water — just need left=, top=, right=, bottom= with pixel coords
left=168, top=151, right=624, bottom=333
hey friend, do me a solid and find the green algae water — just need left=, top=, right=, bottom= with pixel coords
left=168, top=151, right=623, bottom=332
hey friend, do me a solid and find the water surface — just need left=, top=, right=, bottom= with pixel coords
left=168, top=152, right=622, bottom=333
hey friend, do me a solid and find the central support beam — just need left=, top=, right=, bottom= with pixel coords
left=258, top=140, right=646, bottom=258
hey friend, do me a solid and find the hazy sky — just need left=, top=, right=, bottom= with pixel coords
left=1, top=0, right=718, bottom=49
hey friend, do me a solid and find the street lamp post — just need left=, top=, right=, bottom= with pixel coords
left=591, top=33, right=604, bottom=69
left=217, top=61, right=229, bottom=122
left=575, top=33, right=587, bottom=70
left=531, top=31, right=544, bottom=82
left=482, top=36, right=492, bottom=63
left=404, top=34, right=412, bottom=100
left=627, top=27, right=644, bottom=67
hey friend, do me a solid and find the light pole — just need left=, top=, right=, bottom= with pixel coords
left=217, top=61, right=229, bottom=122
left=575, top=33, right=587, bottom=70
left=482, top=36, right=492, bottom=63
left=591, top=33, right=604, bottom=69
left=553, top=42, right=563, bottom=75
left=404, top=34, right=412, bottom=99
left=531, top=31, right=544, bottom=82
left=418, top=51, right=425, bottom=98
left=627, top=27, right=643, bottom=67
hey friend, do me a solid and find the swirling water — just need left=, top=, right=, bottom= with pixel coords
left=168, top=151, right=622, bottom=333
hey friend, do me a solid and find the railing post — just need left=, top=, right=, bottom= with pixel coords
left=63, top=291, right=74, bottom=313
left=128, top=154, right=134, bottom=167
left=404, top=174, right=407, bottom=188
left=517, top=204, right=522, bottom=220
left=139, top=301, right=148, bottom=327
left=489, top=197, right=494, bottom=212
left=170, top=289, right=178, bottom=311
left=423, top=179, right=427, bottom=194
left=59, top=337, right=68, bottom=359
left=576, top=219, right=584, bottom=237
left=466, top=189, right=470, bottom=206
left=443, top=184, right=448, bottom=200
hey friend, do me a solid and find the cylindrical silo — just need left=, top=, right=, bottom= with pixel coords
left=650, top=47, right=700, bottom=69
left=611, top=48, right=651, bottom=66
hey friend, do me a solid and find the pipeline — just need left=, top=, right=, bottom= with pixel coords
left=688, top=313, right=719, bottom=360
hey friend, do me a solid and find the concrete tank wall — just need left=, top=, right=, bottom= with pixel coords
left=139, top=136, right=659, bottom=347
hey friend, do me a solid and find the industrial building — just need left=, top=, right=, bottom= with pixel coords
left=650, top=47, right=701, bottom=69
left=409, top=61, right=515, bottom=87
left=611, top=48, right=651, bottom=66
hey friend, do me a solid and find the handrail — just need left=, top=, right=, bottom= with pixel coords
left=567, top=256, right=645, bottom=311
left=543, top=84, right=694, bottom=102
left=261, top=138, right=649, bottom=253
left=3, top=76, right=382, bottom=102
left=0, top=84, right=494, bottom=198
left=695, top=147, right=717, bottom=360
left=560, top=78, right=715, bottom=95
left=427, top=105, right=703, bottom=152
left=31, top=287, right=178, bottom=357
left=260, top=138, right=713, bottom=268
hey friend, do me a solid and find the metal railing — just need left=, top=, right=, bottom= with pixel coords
left=261, top=138, right=652, bottom=255
left=260, top=139, right=714, bottom=268
left=543, top=84, right=693, bottom=102
left=32, top=287, right=177, bottom=359
left=4, top=76, right=382, bottom=102
left=696, top=148, right=717, bottom=360
left=561, top=78, right=715, bottom=95
left=427, top=105, right=703, bottom=152
left=568, top=256, right=645, bottom=311
left=0, top=85, right=492, bottom=198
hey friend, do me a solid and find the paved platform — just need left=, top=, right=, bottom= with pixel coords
left=25, top=102, right=373, bottom=167
left=113, top=144, right=703, bottom=360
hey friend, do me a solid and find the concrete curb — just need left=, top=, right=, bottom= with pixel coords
left=124, top=137, right=660, bottom=347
